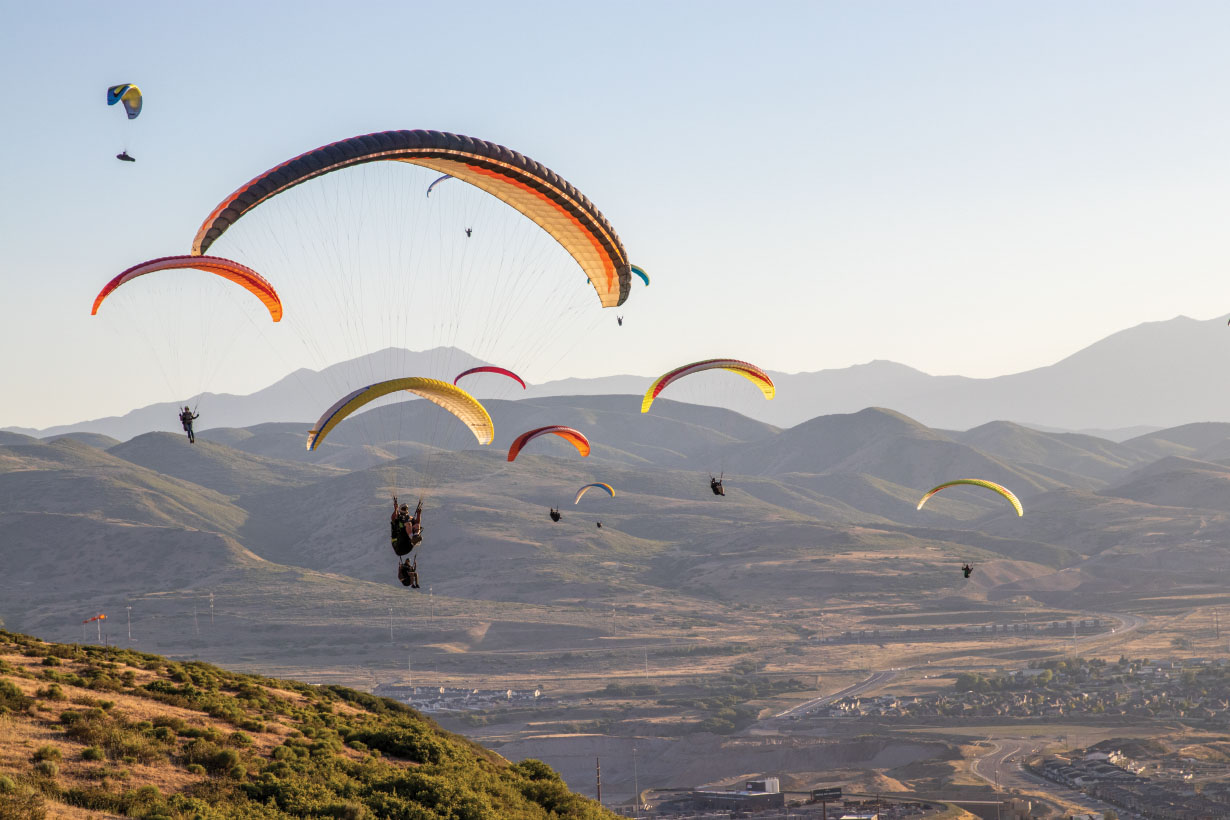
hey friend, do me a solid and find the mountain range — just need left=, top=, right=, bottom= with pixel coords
left=6, top=389, right=1230, bottom=657
left=8, top=314, right=1230, bottom=441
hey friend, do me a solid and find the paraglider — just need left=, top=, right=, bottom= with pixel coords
left=710, top=474, right=725, bottom=496
left=390, top=496, right=423, bottom=555
left=179, top=406, right=199, bottom=444
left=306, top=377, right=493, bottom=451
left=916, top=479, right=1023, bottom=516
left=962, top=563, right=973, bottom=579
left=507, top=426, right=591, bottom=462
left=549, top=508, right=562, bottom=522
left=391, top=497, right=422, bottom=589
left=631, top=265, right=650, bottom=287
left=91, top=256, right=283, bottom=322
left=574, top=483, right=614, bottom=504
left=642, top=358, right=775, bottom=413
left=454, top=366, right=526, bottom=390
left=398, top=556, right=419, bottom=588
left=189, top=129, right=639, bottom=308
left=107, top=84, right=142, bottom=161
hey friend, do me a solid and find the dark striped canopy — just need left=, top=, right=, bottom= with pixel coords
left=191, top=130, right=632, bottom=307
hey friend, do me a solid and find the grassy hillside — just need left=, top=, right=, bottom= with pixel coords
left=0, top=630, right=613, bottom=819
left=108, top=433, right=346, bottom=497
left=0, top=438, right=248, bottom=535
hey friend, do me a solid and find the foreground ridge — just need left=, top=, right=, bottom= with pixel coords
left=0, top=630, right=613, bottom=819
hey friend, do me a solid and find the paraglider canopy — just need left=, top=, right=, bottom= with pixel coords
left=190, top=129, right=638, bottom=308
left=916, top=479, right=1023, bottom=516
left=91, top=255, right=283, bottom=322
left=454, top=366, right=526, bottom=390
left=107, top=84, right=142, bottom=119
left=642, top=358, right=775, bottom=413
left=508, top=426, right=591, bottom=462
left=307, top=377, right=493, bottom=451
left=574, top=482, right=614, bottom=504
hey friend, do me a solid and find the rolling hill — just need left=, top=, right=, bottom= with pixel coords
left=0, top=631, right=613, bottom=819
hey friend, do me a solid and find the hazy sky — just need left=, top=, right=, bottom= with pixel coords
left=5, top=1, right=1230, bottom=429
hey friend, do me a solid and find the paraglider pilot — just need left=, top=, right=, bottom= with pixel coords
left=961, top=563, right=973, bottom=579
left=179, top=406, right=199, bottom=444
left=398, top=556, right=420, bottom=589
left=391, top=498, right=412, bottom=555
left=549, top=507, right=561, bottom=522
left=391, top=496, right=424, bottom=552
left=617, top=316, right=623, bottom=327
left=709, top=474, right=725, bottom=496
left=391, top=496, right=425, bottom=588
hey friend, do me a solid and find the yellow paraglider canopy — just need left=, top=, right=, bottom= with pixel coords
left=307, top=377, right=493, bottom=451
left=916, top=479, right=1023, bottom=516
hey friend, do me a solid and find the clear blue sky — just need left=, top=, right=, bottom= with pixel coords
left=5, top=1, right=1230, bottom=428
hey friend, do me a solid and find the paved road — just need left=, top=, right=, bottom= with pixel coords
left=771, top=668, right=898, bottom=719
left=1079, top=611, right=1145, bottom=646
left=971, top=737, right=1141, bottom=819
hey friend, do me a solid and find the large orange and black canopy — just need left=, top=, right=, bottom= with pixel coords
left=191, top=130, right=633, bottom=307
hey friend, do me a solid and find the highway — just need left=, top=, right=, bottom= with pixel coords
left=771, top=668, right=898, bottom=719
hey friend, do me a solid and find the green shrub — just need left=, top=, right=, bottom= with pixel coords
left=346, top=724, right=450, bottom=764
left=0, top=680, right=31, bottom=713
left=40, top=657, right=60, bottom=667
left=32, top=760, right=58, bottom=778
left=185, top=763, right=206, bottom=775
left=35, top=684, right=64, bottom=701
left=31, top=745, right=61, bottom=762
left=82, top=746, right=105, bottom=761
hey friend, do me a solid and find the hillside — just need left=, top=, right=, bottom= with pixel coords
left=0, top=630, right=613, bottom=819
left=9, top=399, right=1230, bottom=804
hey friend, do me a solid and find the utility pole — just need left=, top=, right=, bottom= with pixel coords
left=126, top=606, right=132, bottom=644
left=631, top=744, right=640, bottom=819
left=994, top=760, right=1001, bottom=820
left=430, top=587, right=434, bottom=620
left=408, top=656, right=413, bottom=688
left=643, top=650, right=649, bottom=682
left=388, top=606, right=393, bottom=642
left=193, top=604, right=200, bottom=638
left=209, top=592, right=214, bottom=627
left=595, top=756, right=601, bottom=804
